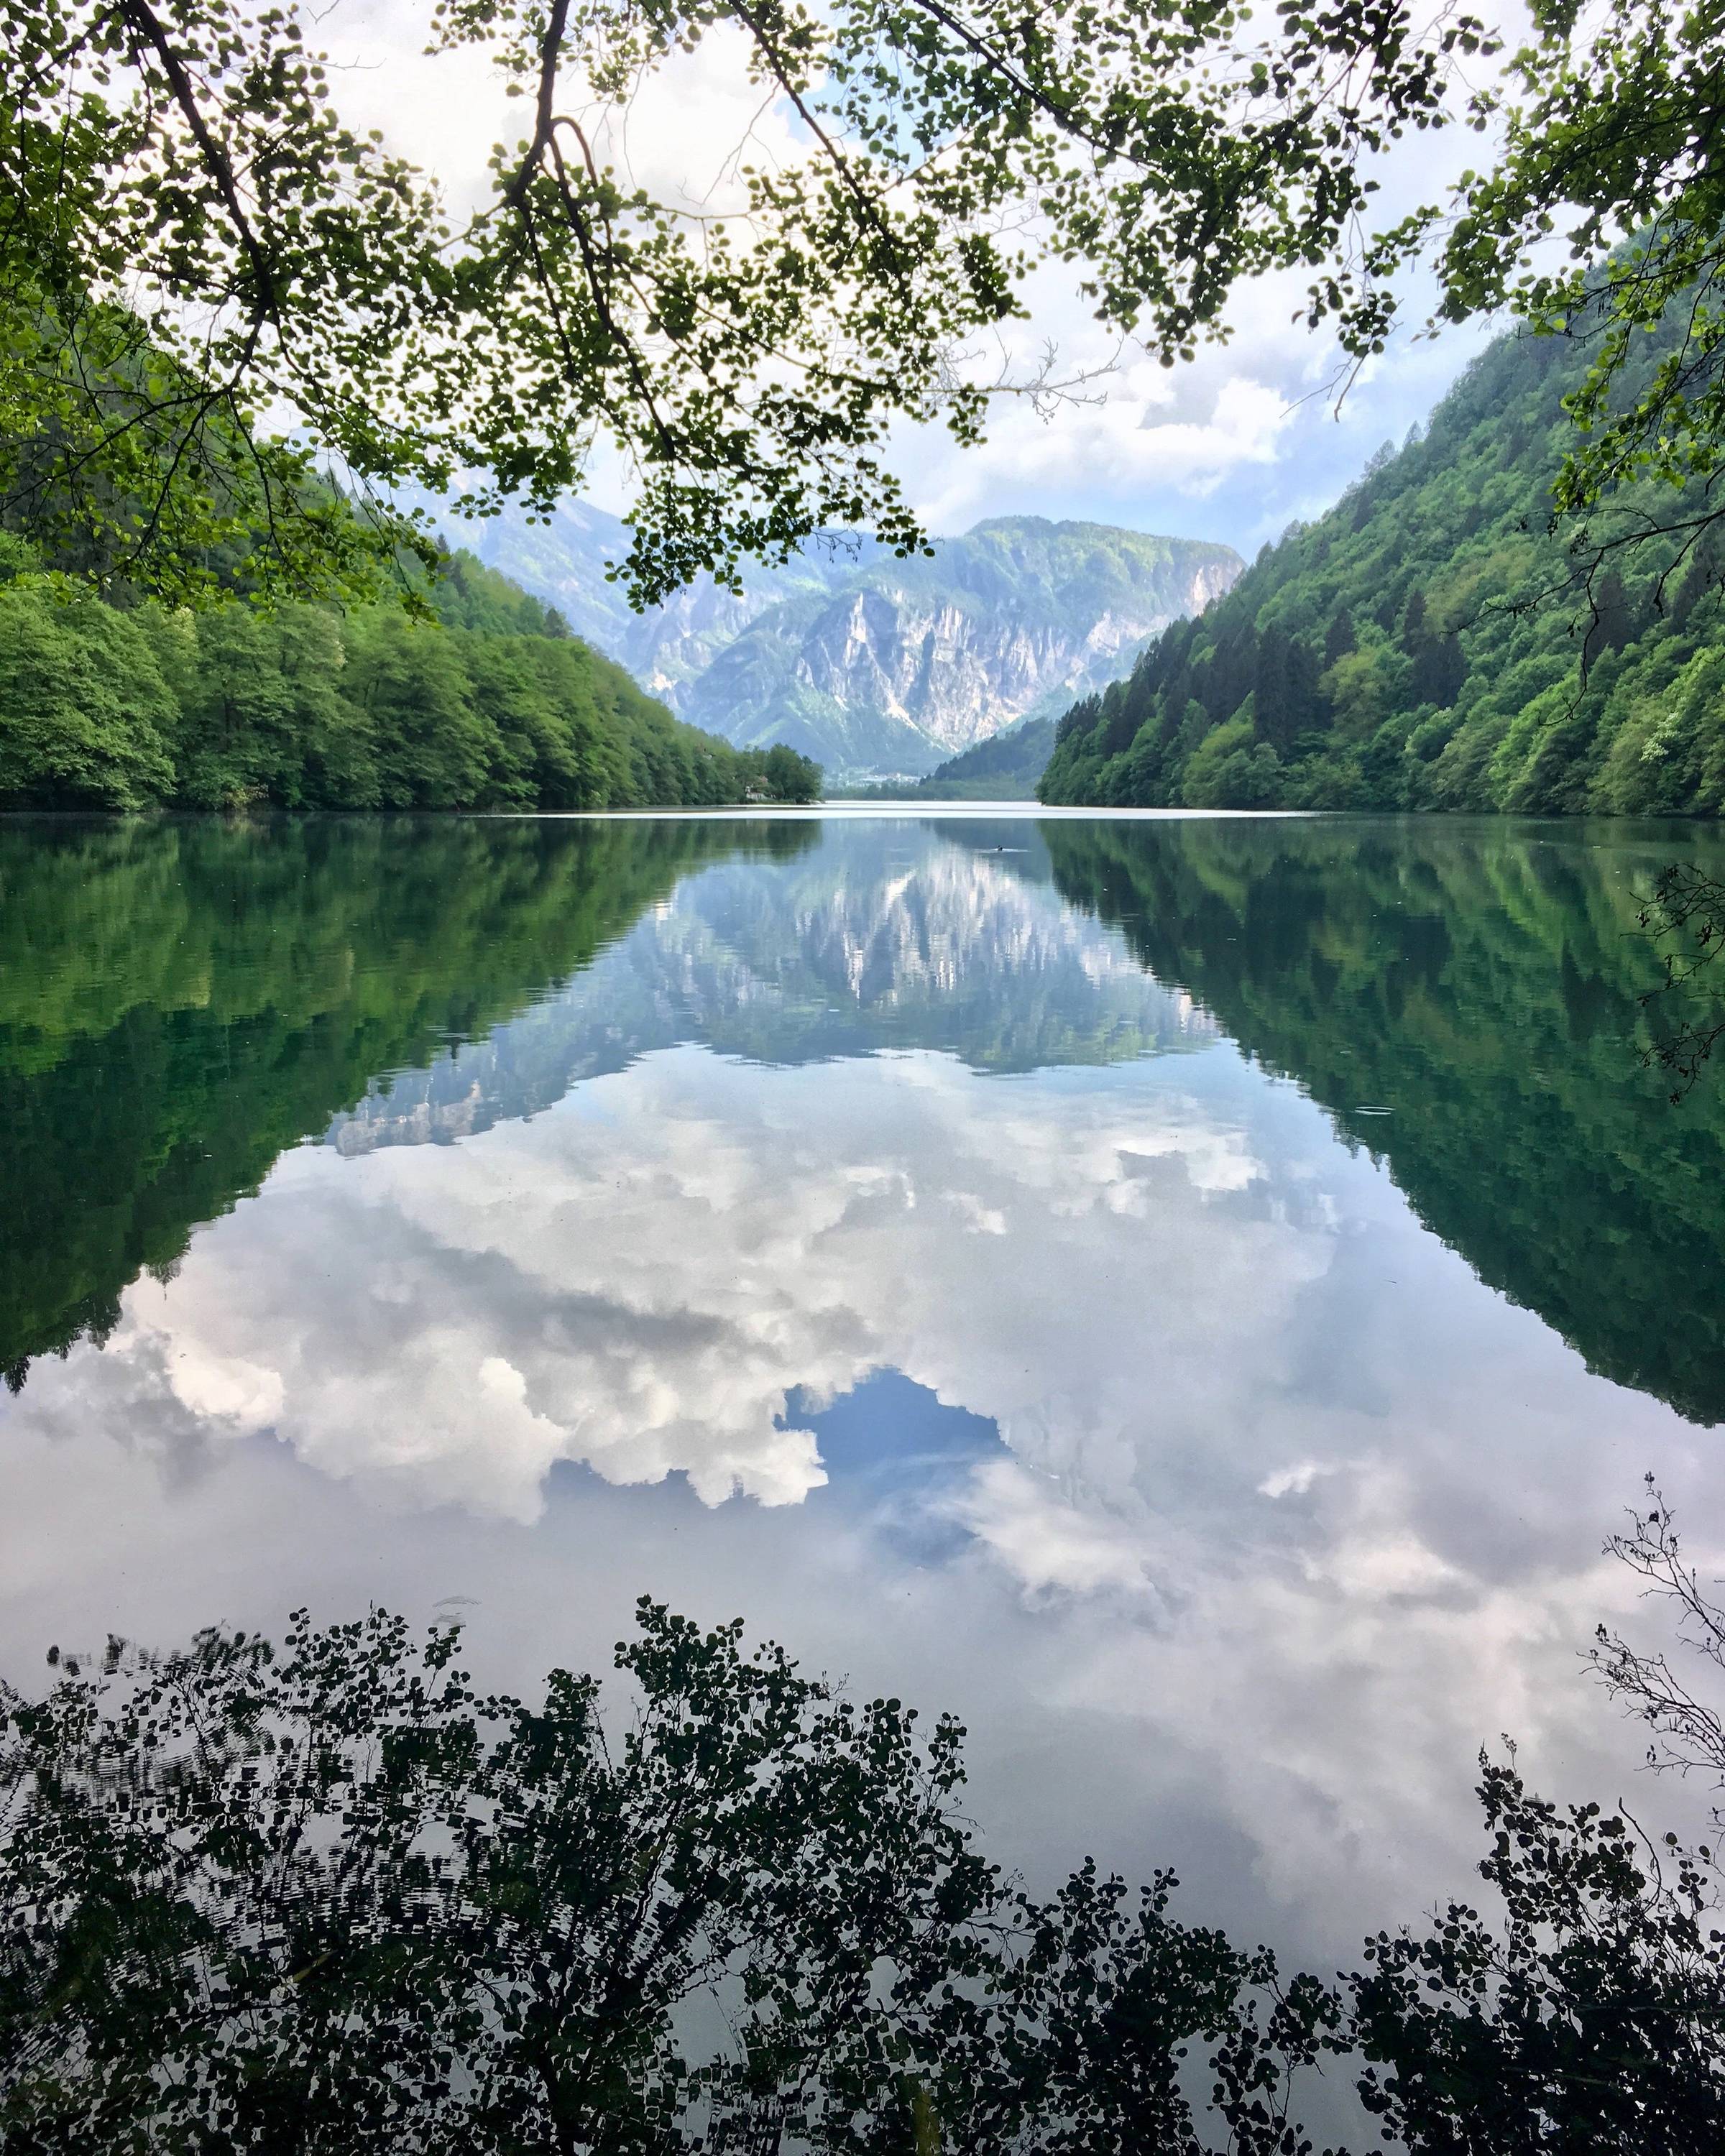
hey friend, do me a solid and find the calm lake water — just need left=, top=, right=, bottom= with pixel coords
left=4, top=806, right=1725, bottom=1981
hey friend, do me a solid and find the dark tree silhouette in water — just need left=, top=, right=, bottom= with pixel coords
left=0, top=1603, right=1328, bottom=2154
left=1589, top=1480, right=1725, bottom=1799
left=1346, top=1759, right=1725, bottom=2152
left=3, top=1577, right=1724, bottom=2152
left=1343, top=1485, right=1725, bottom=2151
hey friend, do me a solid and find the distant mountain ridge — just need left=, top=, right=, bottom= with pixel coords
left=455, top=505, right=1241, bottom=781
left=453, top=498, right=877, bottom=704
left=865, top=715, right=1056, bottom=799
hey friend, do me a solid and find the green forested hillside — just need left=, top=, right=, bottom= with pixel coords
left=854, top=716, right=1055, bottom=798
left=1039, top=318, right=1725, bottom=814
left=911, top=717, right=1056, bottom=798
left=0, top=543, right=821, bottom=812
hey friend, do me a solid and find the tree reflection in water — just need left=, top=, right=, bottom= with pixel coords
left=0, top=815, right=816, bottom=1394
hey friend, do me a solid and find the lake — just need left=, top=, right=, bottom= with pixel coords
left=4, top=805, right=1724, bottom=1986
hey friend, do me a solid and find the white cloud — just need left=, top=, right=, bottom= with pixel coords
left=324, top=2, right=802, bottom=221
left=911, top=360, right=1298, bottom=535
left=165, top=1346, right=285, bottom=1431
left=93, top=1041, right=1289, bottom=1526
left=1258, top=1459, right=1337, bottom=1499
left=952, top=1458, right=1163, bottom=1602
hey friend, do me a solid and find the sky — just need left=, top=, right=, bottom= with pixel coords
left=321, top=0, right=1509, bottom=560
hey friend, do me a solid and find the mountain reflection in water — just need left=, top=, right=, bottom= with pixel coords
left=2, top=808, right=1723, bottom=1980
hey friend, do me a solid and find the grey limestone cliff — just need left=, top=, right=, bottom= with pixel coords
left=681, top=520, right=1241, bottom=778
left=454, top=505, right=1240, bottom=782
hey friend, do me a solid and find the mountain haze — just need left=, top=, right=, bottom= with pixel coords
left=457, top=506, right=1241, bottom=781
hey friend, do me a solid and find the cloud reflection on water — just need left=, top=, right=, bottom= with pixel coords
left=1, top=817, right=1719, bottom=1976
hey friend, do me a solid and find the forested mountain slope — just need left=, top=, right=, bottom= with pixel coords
left=0, top=544, right=820, bottom=812
left=855, top=716, right=1056, bottom=798
left=1039, top=316, right=1725, bottom=814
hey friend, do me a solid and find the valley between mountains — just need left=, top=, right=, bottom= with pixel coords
left=459, top=507, right=1241, bottom=785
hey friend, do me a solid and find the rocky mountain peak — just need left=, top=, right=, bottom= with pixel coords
left=455, top=504, right=1241, bottom=783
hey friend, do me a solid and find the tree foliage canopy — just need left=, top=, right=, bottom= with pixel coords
left=8, top=0, right=1717, bottom=605
left=0, top=542, right=822, bottom=810
left=0, top=1600, right=1335, bottom=2154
